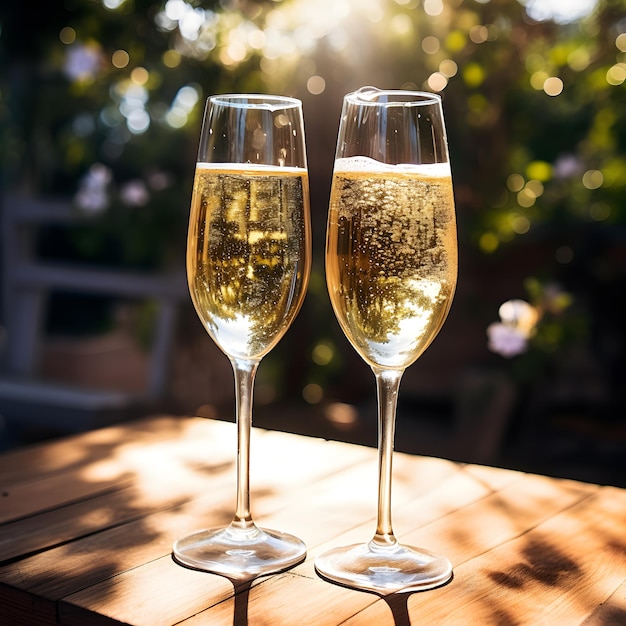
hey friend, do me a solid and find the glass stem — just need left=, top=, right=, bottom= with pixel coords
left=370, top=366, right=404, bottom=551
left=230, top=357, right=260, bottom=532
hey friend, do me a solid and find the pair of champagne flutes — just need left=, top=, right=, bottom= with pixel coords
left=173, top=87, right=457, bottom=594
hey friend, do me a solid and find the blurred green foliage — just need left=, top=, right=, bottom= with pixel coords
left=1, top=0, right=625, bottom=406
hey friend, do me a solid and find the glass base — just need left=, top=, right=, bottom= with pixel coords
left=173, top=525, right=306, bottom=578
left=314, top=541, right=452, bottom=594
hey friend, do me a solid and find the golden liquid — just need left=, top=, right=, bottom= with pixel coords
left=187, top=164, right=311, bottom=360
left=326, top=162, right=457, bottom=369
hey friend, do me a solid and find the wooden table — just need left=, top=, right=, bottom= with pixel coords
left=1, top=415, right=625, bottom=625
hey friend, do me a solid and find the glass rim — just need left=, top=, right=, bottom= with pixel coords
left=344, top=86, right=441, bottom=107
left=208, top=93, right=302, bottom=110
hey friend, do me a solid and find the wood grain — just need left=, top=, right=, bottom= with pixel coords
left=1, top=415, right=625, bottom=626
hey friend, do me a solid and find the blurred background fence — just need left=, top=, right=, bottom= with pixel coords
left=1, top=0, right=625, bottom=484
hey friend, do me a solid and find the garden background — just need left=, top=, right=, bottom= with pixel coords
left=1, top=0, right=625, bottom=485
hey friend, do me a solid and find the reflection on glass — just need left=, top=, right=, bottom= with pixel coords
left=173, top=94, right=310, bottom=579
left=316, top=87, right=457, bottom=594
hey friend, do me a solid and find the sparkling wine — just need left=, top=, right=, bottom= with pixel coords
left=187, top=163, right=311, bottom=360
left=326, top=157, right=457, bottom=369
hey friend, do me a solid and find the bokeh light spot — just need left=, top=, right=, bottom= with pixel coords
left=526, top=161, right=552, bottom=181
left=582, top=169, right=603, bottom=189
left=525, top=179, right=545, bottom=197
left=469, top=25, right=489, bottom=44
left=112, top=49, right=129, bottom=69
left=507, top=173, right=525, bottom=192
left=324, top=402, right=359, bottom=430
left=126, top=108, right=150, bottom=134
left=512, top=215, right=531, bottom=234
left=247, top=28, right=265, bottom=50
left=422, top=36, right=440, bottom=54
left=423, top=0, right=444, bottom=16
left=306, top=75, right=326, bottom=95
left=606, top=65, right=626, bottom=86
left=463, top=62, right=485, bottom=88
left=567, top=47, right=590, bottom=71
left=427, top=72, right=448, bottom=91
left=517, top=188, right=536, bottom=208
left=302, top=383, right=323, bottom=404
left=312, top=341, right=334, bottom=366
left=543, top=76, right=563, bottom=96
left=165, top=108, right=187, bottom=128
left=439, top=59, right=458, bottom=77
left=391, top=13, right=412, bottom=35
left=131, top=67, right=149, bottom=85
left=445, top=30, right=467, bottom=53
left=103, top=0, right=127, bottom=9
left=530, top=70, right=549, bottom=90
left=162, top=49, right=182, bottom=68
left=523, top=0, right=598, bottom=24
left=480, top=232, right=499, bottom=253
left=59, top=27, right=76, bottom=45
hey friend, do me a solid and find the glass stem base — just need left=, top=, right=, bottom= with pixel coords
left=173, top=523, right=306, bottom=579
left=314, top=541, right=452, bottom=594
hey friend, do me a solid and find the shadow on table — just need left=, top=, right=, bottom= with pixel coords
left=170, top=553, right=308, bottom=626
left=230, top=579, right=253, bottom=626
left=383, top=593, right=425, bottom=626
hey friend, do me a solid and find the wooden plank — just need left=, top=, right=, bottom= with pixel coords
left=59, top=557, right=236, bottom=626
left=180, top=572, right=378, bottom=626
left=0, top=585, right=58, bottom=626
left=294, top=470, right=591, bottom=571
left=417, top=485, right=626, bottom=624
left=180, top=466, right=512, bottom=625
left=341, top=485, right=626, bottom=625
left=0, top=483, right=195, bottom=565
left=0, top=419, right=242, bottom=564
left=461, top=462, right=524, bottom=491
left=581, top=578, right=626, bottom=625
left=0, top=416, right=203, bottom=483
left=275, top=473, right=598, bottom=625
left=0, top=423, right=372, bottom=623
left=0, top=430, right=376, bottom=601
left=48, top=457, right=462, bottom=624
left=0, top=469, right=129, bottom=526
left=54, top=458, right=504, bottom=625
left=0, top=447, right=366, bottom=601
left=401, top=472, right=598, bottom=567
left=0, top=480, right=238, bottom=626
left=3, top=417, right=624, bottom=626
left=0, top=416, right=277, bottom=524
left=65, top=457, right=544, bottom=624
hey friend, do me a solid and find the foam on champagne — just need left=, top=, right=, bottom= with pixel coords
left=196, top=162, right=307, bottom=174
left=333, top=156, right=451, bottom=178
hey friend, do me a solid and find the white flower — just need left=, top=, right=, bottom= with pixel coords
left=487, top=322, right=529, bottom=358
left=554, top=154, right=582, bottom=180
left=498, top=299, right=539, bottom=338
left=75, top=163, right=112, bottom=214
left=63, top=43, right=103, bottom=82
left=148, top=171, right=173, bottom=191
left=120, top=180, right=150, bottom=206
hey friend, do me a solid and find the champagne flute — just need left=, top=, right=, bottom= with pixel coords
left=173, top=94, right=311, bottom=577
left=315, top=87, right=457, bottom=593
